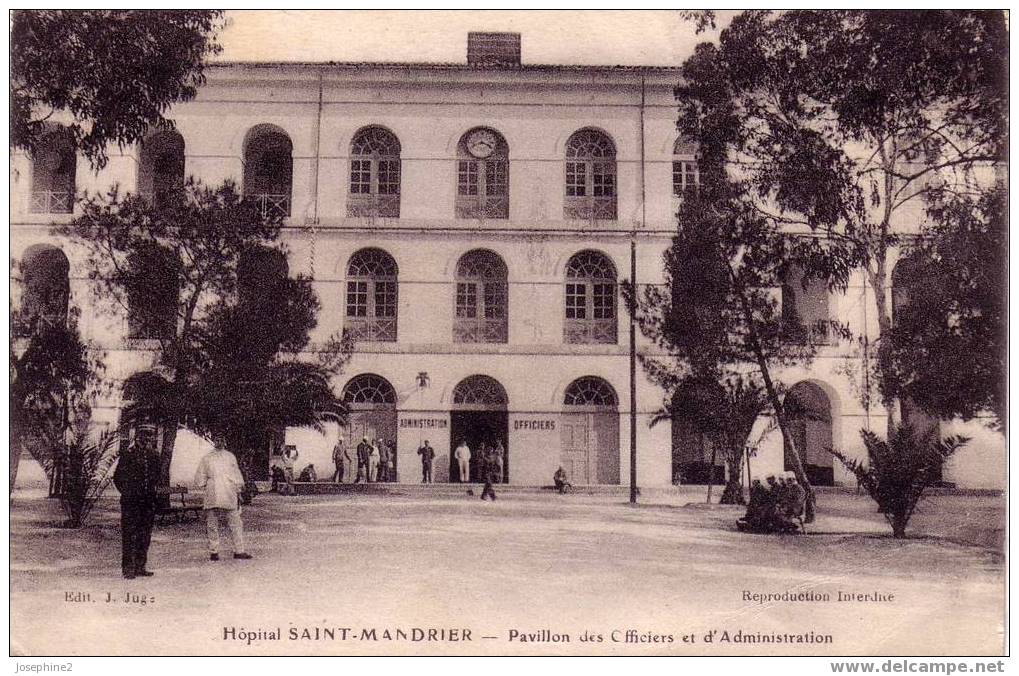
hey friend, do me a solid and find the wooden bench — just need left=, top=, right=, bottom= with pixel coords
left=156, top=485, right=203, bottom=524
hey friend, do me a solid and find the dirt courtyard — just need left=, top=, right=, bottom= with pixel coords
left=9, top=475, right=1005, bottom=657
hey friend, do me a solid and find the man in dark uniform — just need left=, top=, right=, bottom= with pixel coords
left=113, top=425, right=160, bottom=579
left=417, top=440, right=435, bottom=483
left=355, top=437, right=371, bottom=483
left=480, top=444, right=498, bottom=501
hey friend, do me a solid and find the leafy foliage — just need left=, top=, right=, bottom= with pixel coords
left=885, top=187, right=1007, bottom=429
left=675, top=10, right=1007, bottom=434
left=45, top=429, right=120, bottom=528
left=832, top=426, right=968, bottom=538
left=11, top=10, right=223, bottom=169
left=10, top=307, right=107, bottom=495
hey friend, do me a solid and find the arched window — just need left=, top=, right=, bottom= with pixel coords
left=345, top=248, right=398, bottom=342
left=17, top=244, right=70, bottom=335
left=454, top=250, right=508, bottom=343
left=452, top=375, right=508, bottom=410
left=672, top=136, right=699, bottom=198
left=243, top=126, right=292, bottom=218
left=347, top=126, right=401, bottom=218
left=138, top=130, right=185, bottom=208
left=564, top=377, right=617, bottom=407
left=564, top=250, right=617, bottom=344
left=784, top=381, right=834, bottom=486
left=343, top=374, right=397, bottom=406
left=781, top=266, right=831, bottom=344
left=126, top=243, right=180, bottom=340
left=31, top=129, right=76, bottom=214
left=456, top=127, right=509, bottom=219
left=564, top=129, right=616, bottom=220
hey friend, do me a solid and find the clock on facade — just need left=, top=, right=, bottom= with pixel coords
left=466, top=129, right=498, bottom=158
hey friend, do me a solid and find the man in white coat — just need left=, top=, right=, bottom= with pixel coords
left=195, top=436, right=253, bottom=561
left=454, top=440, right=471, bottom=483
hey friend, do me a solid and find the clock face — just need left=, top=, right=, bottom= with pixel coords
left=467, top=129, right=498, bottom=158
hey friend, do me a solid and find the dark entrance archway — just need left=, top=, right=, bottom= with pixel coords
left=449, top=375, right=508, bottom=483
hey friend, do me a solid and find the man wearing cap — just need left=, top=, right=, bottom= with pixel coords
left=113, top=425, right=161, bottom=579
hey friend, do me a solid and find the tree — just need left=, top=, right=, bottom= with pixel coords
left=10, top=304, right=107, bottom=494
left=652, top=371, right=768, bottom=505
left=633, top=175, right=851, bottom=521
left=675, top=10, right=1007, bottom=439
left=61, top=180, right=349, bottom=492
left=833, top=426, right=968, bottom=538
left=11, top=10, right=223, bottom=168
left=885, top=186, right=1007, bottom=430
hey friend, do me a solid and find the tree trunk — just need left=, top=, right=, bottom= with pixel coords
left=729, top=271, right=817, bottom=522
left=719, top=452, right=745, bottom=504
left=891, top=511, right=908, bottom=539
left=9, top=436, right=21, bottom=496
left=706, top=445, right=718, bottom=503
left=156, top=420, right=178, bottom=509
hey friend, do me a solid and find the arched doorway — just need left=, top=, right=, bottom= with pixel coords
left=341, top=374, right=398, bottom=482
left=450, top=375, right=508, bottom=483
left=670, top=380, right=726, bottom=486
left=18, top=244, right=70, bottom=334
left=561, top=377, right=619, bottom=484
left=784, top=381, right=835, bottom=486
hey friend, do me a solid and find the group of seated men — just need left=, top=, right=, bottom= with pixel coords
left=737, top=471, right=807, bottom=534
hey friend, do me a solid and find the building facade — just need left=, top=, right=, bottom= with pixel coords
left=10, top=34, right=1004, bottom=490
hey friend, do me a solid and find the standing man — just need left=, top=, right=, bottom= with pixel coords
left=417, top=440, right=435, bottom=483
left=113, top=425, right=161, bottom=579
left=480, top=444, right=498, bottom=501
left=378, top=439, right=391, bottom=482
left=355, top=437, right=371, bottom=483
left=454, top=439, right=471, bottom=483
left=194, top=435, right=252, bottom=561
left=331, top=436, right=351, bottom=483
left=492, top=439, right=505, bottom=484
left=368, top=439, right=381, bottom=483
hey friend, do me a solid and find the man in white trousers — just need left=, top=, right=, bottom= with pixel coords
left=454, top=439, right=471, bottom=483
left=195, top=436, right=253, bottom=561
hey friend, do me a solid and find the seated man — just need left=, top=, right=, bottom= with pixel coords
left=779, top=471, right=806, bottom=530
left=553, top=467, right=571, bottom=494
left=297, top=464, right=318, bottom=482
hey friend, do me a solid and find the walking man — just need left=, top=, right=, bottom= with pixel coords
left=113, top=425, right=161, bottom=579
left=454, top=439, right=471, bottom=483
left=331, top=437, right=351, bottom=483
left=194, top=435, right=252, bottom=561
left=417, top=440, right=435, bottom=483
left=480, top=444, right=498, bottom=501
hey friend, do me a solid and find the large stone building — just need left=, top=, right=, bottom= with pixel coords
left=10, top=33, right=1003, bottom=490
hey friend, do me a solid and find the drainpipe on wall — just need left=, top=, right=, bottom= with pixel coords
left=308, top=68, right=324, bottom=278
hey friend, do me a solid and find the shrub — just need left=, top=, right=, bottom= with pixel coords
left=47, top=430, right=120, bottom=528
left=832, top=425, right=968, bottom=538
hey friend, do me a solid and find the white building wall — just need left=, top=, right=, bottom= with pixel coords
left=9, top=61, right=1004, bottom=490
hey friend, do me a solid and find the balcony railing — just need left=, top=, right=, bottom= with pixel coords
left=247, top=193, right=291, bottom=219
left=30, top=191, right=74, bottom=214
left=344, top=317, right=397, bottom=343
left=347, top=194, right=400, bottom=218
left=564, top=196, right=616, bottom=221
left=564, top=319, right=617, bottom=345
left=455, top=195, right=509, bottom=220
left=453, top=318, right=508, bottom=344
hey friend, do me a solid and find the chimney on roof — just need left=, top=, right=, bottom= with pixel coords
left=467, top=32, right=521, bottom=66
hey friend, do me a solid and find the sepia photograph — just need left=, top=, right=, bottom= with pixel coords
left=8, top=9, right=1008, bottom=661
